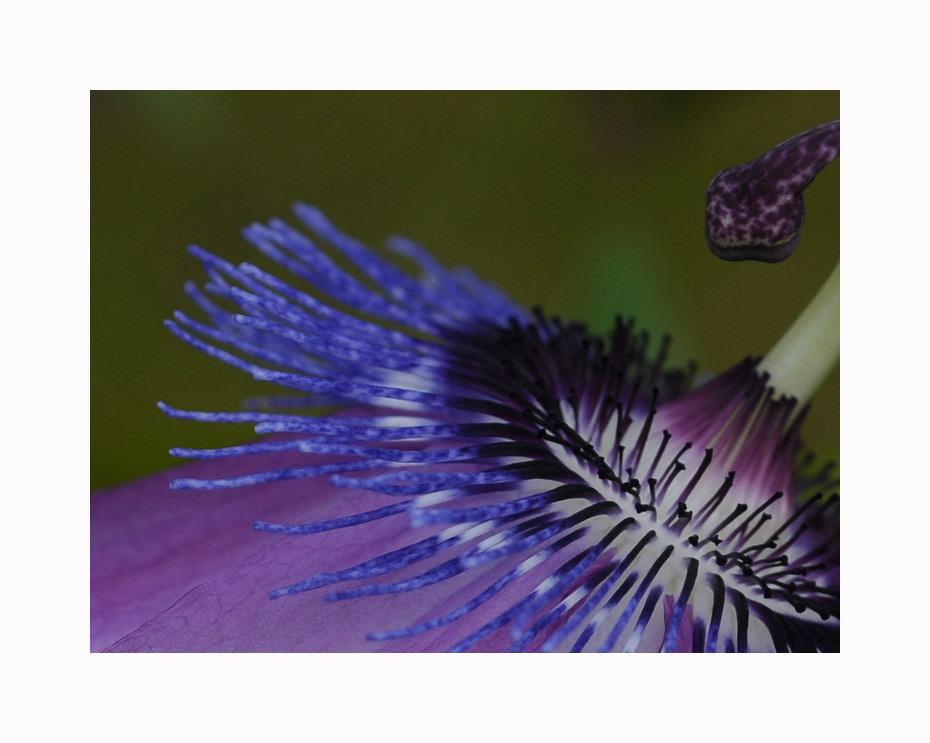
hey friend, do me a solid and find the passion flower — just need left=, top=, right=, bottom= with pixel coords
left=92, top=122, right=839, bottom=652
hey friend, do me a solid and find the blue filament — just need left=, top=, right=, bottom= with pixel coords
left=164, top=205, right=839, bottom=652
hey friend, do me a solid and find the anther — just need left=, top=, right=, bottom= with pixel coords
left=705, top=121, right=839, bottom=262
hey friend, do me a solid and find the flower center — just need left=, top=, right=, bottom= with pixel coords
left=495, top=314, right=838, bottom=650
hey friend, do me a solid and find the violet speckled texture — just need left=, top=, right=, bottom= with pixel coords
left=705, top=121, right=839, bottom=262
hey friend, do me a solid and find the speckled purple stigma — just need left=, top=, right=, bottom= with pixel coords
left=163, top=205, right=839, bottom=651
left=705, top=121, right=839, bottom=262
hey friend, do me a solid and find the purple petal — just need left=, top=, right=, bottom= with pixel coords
left=92, top=439, right=580, bottom=652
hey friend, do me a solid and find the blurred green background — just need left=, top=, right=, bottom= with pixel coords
left=91, top=91, right=839, bottom=491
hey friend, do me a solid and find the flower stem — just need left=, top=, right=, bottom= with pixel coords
left=761, top=262, right=839, bottom=406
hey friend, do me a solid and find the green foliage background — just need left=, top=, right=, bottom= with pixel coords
left=91, top=91, right=839, bottom=491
